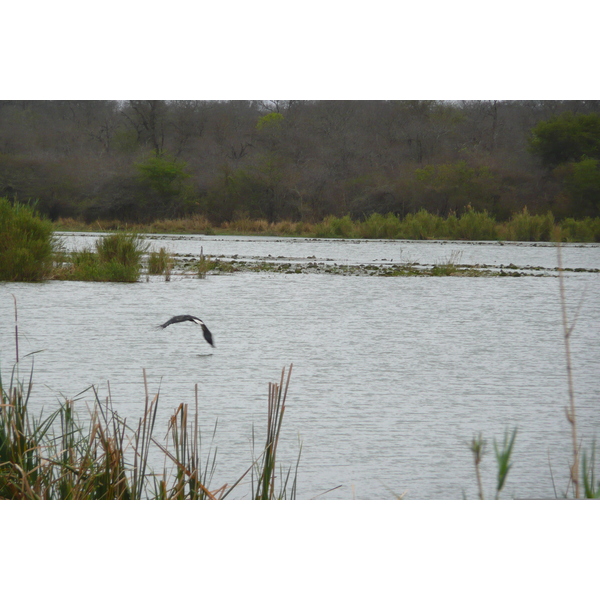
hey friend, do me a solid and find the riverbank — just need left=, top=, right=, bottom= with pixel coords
left=53, top=209, right=600, bottom=243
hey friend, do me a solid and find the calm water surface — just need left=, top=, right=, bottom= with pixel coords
left=1, top=236, right=599, bottom=499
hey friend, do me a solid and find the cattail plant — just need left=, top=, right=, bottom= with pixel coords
left=251, top=364, right=300, bottom=500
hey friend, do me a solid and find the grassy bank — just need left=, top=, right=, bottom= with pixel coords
left=54, top=209, right=600, bottom=242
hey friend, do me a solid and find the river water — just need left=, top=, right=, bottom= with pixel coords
left=1, top=235, right=599, bottom=499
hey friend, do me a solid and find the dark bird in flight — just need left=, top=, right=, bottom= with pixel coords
left=158, top=315, right=215, bottom=347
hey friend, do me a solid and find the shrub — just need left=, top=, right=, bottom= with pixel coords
left=0, top=197, right=57, bottom=281
left=504, top=208, right=555, bottom=241
left=358, top=213, right=403, bottom=239
left=54, top=233, right=148, bottom=282
left=400, top=209, right=446, bottom=239
left=455, top=209, right=498, bottom=240
left=313, top=215, right=357, bottom=238
left=95, top=233, right=147, bottom=266
left=559, top=217, right=600, bottom=242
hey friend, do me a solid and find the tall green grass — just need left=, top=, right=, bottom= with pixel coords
left=54, top=233, right=148, bottom=282
left=311, top=209, right=598, bottom=242
left=501, top=208, right=557, bottom=241
left=559, top=217, right=600, bottom=243
left=55, top=210, right=600, bottom=242
left=0, top=197, right=57, bottom=282
left=148, top=247, right=172, bottom=277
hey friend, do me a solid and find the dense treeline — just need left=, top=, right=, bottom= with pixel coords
left=1, top=100, right=599, bottom=224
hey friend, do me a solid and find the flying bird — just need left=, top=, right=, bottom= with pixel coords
left=158, top=315, right=215, bottom=347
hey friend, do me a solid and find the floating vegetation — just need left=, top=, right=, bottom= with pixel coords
left=164, top=255, right=568, bottom=278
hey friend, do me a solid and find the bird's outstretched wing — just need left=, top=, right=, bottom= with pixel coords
left=200, top=324, right=214, bottom=347
left=158, top=314, right=215, bottom=347
left=159, top=314, right=201, bottom=328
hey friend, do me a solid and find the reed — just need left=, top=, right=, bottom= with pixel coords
left=0, top=363, right=299, bottom=500
left=148, top=247, right=172, bottom=276
left=399, top=209, right=447, bottom=240
left=557, top=242, right=580, bottom=498
left=0, top=362, right=134, bottom=499
left=470, top=433, right=485, bottom=500
left=581, top=443, right=600, bottom=499
left=313, top=215, right=357, bottom=238
left=431, top=250, right=463, bottom=276
left=196, top=246, right=210, bottom=279
left=559, top=217, right=600, bottom=243
left=95, top=232, right=148, bottom=266
left=251, top=364, right=299, bottom=500
left=357, top=213, right=404, bottom=239
left=468, top=428, right=517, bottom=500
left=454, top=209, right=498, bottom=240
left=494, top=428, right=518, bottom=499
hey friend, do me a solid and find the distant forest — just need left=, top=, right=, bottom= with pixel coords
left=1, top=100, right=599, bottom=223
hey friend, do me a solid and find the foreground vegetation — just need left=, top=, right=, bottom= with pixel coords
left=1, top=354, right=597, bottom=499
left=0, top=357, right=298, bottom=500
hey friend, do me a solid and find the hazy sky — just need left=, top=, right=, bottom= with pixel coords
left=5, top=4, right=596, bottom=101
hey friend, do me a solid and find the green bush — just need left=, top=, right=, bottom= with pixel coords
left=400, top=209, right=446, bottom=239
left=455, top=209, right=498, bottom=240
left=95, top=233, right=147, bottom=266
left=0, top=197, right=57, bottom=281
left=504, top=209, right=555, bottom=241
left=559, top=217, right=600, bottom=242
left=358, top=213, right=404, bottom=239
left=313, top=215, right=357, bottom=238
left=55, top=233, right=147, bottom=282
